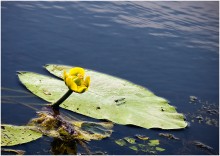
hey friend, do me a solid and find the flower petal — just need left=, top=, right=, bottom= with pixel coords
left=63, top=67, right=90, bottom=93
left=70, top=81, right=78, bottom=92
left=65, top=77, right=72, bottom=88
left=63, top=70, right=66, bottom=79
left=69, top=67, right=85, bottom=77
left=84, top=76, right=90, bottom=87
left=77, top=86, right=87, bottom=93
left=63, top=70, right=69, bottom=83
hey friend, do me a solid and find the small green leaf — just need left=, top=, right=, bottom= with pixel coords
left=1, top=124, right=42, bottom=146
left=124, top=137, right=136, bottom=144
left=129, top=146, right=138, bottom=151
left=156, top=147, right=165, bottom=152
left=115, top=136, right=166, bottom=154
left=115, top=139, right=127, bottom=146
left=138, top=144, right=146, bottom=149
left=148, top=140, right=160, bottom=146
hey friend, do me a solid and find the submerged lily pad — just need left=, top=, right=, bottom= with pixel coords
left=1, top=124, right=42, bottom=146
left=72, top=121, right=113, bottom=141
left=17, top=64, right=187, bottom=129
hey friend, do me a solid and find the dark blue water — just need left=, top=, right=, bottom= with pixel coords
left=1, top=1, right=219, bottom=155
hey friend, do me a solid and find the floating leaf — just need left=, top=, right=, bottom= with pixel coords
left=148, top=140, right=160, bottom=146
left=124, top=137, right=136, bottom=144
left=193, top=141, right=213, bottom=151
left=138, top=144, right=146, bottom=149
left=156, top=147, right=165, bottom=152
left=129, top=146, right=138, bottom=151
left=1, top=148, right=25, bottom=155
left=115, top=136, right=165, bottom=154
left=17, top=64, right=187, bottom=129
left=189, top=96, right=198, bottom=102
left=135, top=134, right=149, bottom=140
left=115, top=139, right=127, bottom=146
left=158, top=133, right=180, bottom=140
left=1, top=124, right=42, bottom=146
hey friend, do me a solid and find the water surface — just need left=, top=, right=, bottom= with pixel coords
left=1, top=1, right=219, bottom=155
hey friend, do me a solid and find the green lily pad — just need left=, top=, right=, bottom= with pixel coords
left=115, top=136, right=165, bottom=154
left=156, top=147, right=165, bottom=152
left=148, top=140, right=160, bottom=146
left=129, top=145, right=138, bottom=151
left=115, top=139, right=127, bottom=146
left=1, top=124, right=42, bottom=146
left=124, top=137, right=136, bottom=144
left=17, top=64, right=187, bottom=129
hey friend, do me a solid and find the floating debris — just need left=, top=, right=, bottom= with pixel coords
left=90, top=151, right=107, bottom=155
left=189, top=96, right=198, bottom=102
left=1, top=148, right=25, bottom=155
left=206, top=109, right=218, bottom=115
left=196, top=115, right=203, bottom=123
left=135, top=134, right=149, bottom=140
left=205, top=117, right=218, bottom=127
left=28, top=107, right=113, bottom=142
left=186, top=98, right=219, bottom=127
left=193, top=141, right=213, bottom=151
left=158, top=133, right=180, bottom=140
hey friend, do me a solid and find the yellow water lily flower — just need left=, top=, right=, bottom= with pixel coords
left=63, top=67, right=90, bottom=93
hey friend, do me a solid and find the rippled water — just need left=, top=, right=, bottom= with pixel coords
left=1, top=1, right=219, bottom=155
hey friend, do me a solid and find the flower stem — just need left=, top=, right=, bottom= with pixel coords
left=51, top=89, right=73, bottom=109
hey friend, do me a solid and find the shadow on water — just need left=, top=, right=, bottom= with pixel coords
left=1, top=1, right=219, bottom=155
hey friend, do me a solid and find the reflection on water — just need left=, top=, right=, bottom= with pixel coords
left=3, top=1, right=218, bottom=52
left=80, top=1, right=218, bottom=52
left=1, top=1, right=219, bottom=155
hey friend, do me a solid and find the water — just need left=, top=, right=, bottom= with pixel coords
left=1, top=1, right=219, bottom=155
